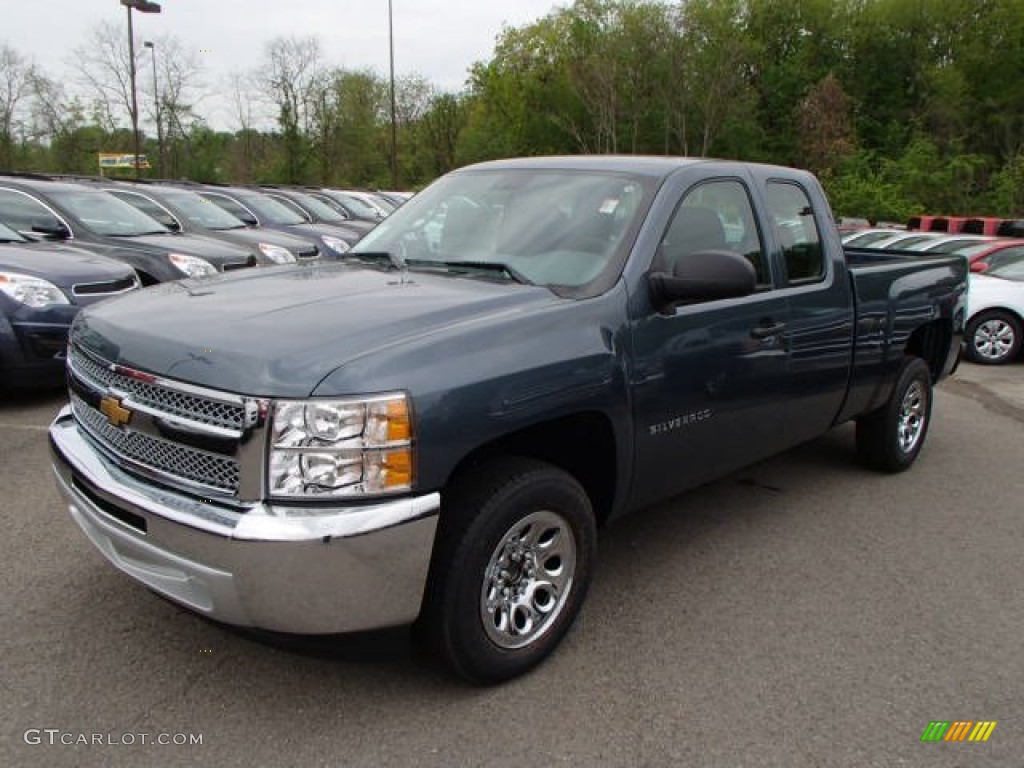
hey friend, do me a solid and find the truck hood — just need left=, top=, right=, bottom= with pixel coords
left=73, top=262, right=558, bottom=397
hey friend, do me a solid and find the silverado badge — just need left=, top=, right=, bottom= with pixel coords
left=99, top=396, right=132, bottom=428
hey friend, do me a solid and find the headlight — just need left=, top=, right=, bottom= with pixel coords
left=257, top=242, right=296, bottom=264
left=268, top=393, right=413, bottom=498
left=0, top=272, right=69, bottom=307
left=168, top=252, right=217, bottom=277
left=321, top=235, right=351, bottom=255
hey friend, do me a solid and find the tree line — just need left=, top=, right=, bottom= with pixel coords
left=2, top=0, right=1023, bottom=220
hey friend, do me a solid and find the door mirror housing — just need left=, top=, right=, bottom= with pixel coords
left=649, top=249, right=756, bottom=308
left=31, top=218, right=71, bottom=240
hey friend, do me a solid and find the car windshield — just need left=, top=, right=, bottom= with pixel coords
left=953, top=242, right=997, bottom=258
left=0, top=219, right=27, bottom=242
left=288, top=192, right=346, bottom=223
left=238, top=193, right=307, bottom=225
left=167, top=191, right=249, bottom=230
left=48, top=189, right=169, bottom=236
left=353, top=169, right=652, bottom=291
left=984, top=252, right=1024, bottom=281
left=329, top=192, right=380, bottom=219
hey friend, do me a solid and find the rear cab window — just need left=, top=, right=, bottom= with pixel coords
left=765, top=181, right=825, bottom=285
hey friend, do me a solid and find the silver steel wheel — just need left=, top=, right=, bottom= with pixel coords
left=480, top=509, right=577, bottom=650
left=972, top=318, right=1016, bottom=362
left=897, top=380, right=927, bottom=454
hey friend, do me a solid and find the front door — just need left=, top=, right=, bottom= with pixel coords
left=629, top=178, right=792, bottom=508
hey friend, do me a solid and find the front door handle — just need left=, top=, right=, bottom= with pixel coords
left=751, top=322, right=786, bottom=340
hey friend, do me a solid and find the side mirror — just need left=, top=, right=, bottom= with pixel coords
left=31, top=218, right=71, bottom=239
left=649, top=249, right=756, bottom=308
left=237, top=211, right=258, bottom=227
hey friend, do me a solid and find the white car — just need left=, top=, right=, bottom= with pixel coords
left=910, top=234, right=996, bottom=253
left=965, top=253, right=1024, bottom=364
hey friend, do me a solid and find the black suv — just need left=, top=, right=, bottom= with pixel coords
left=167, top=183, right=363, bottom=259
left=0, top=217, right=138, bottom=389
left=0, top=175, right=259, bottom=283
left=84, top=181, right=321, bottom=265
left=259, top=186, right=376, bottom=236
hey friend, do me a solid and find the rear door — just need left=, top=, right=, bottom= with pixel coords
left=758, top=176, right=854, bottom=445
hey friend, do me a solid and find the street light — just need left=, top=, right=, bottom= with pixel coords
left=143, top=41, right=162, bottom=177
left=121, top=0, right=161, bottom=179
left=388, top=0, right=398, bottom=189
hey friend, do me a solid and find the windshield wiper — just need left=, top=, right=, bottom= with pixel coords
left=406, top=259, right=530, bottom=285
left=344, top=250, right=407, bottom=270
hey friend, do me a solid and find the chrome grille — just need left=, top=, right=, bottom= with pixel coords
left=72, top=394, right=240, bottom=493
left=69, top=345, right=244, bottom=431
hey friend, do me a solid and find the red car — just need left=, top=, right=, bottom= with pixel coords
left=951, top=239, right=1024, bottom=273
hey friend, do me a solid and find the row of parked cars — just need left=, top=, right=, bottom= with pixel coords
left=0, top=172, right=408, bottom=390
left=842, top=226, right=1024, bottom=365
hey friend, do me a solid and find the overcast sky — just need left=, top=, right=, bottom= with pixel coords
left=6, top=0, right=563, bottom=127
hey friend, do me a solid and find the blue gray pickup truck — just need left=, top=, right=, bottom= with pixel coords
left=49, top=157, right=965, bottom=682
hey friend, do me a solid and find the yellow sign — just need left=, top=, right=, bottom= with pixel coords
left=98, top=153, right=150, bottom=170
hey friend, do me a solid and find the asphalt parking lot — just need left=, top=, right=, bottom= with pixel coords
left=2, top=361, right=1022, bottom=768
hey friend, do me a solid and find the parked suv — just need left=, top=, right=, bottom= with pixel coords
left=167, top=183, right=362, bottom=259
left=84, top=181, right=321, bottom=265
left=0, top=217, right=137, bottom=389
left=259, top=186, right=376, bottom=235
left=0, top=175, right=259, bottom=283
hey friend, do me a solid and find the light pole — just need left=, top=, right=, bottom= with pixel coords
left=388, top=0, right=398, bottom=189
left=121, top=0, right=161, bottom=179
left=143, top=40, right=163, bottom=177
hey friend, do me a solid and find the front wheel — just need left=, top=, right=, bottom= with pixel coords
left=965, top=310, right=1022, bottom=365
left=856, top=357, right=933, bottom=473
left=418, top=457, right=596, bottom=684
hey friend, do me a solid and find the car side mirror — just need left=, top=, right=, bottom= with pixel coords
left=649, top=249, right=756, bottom=308
left=31, top=218, right=71, bottom=240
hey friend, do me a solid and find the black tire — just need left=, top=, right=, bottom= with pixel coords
left=965, top=310, right=1022, bottom=365
left=856, top=357, right=933, bottom=473
left=417, top=457, right=596, bottom=684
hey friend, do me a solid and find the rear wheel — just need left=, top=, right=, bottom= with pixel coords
left=856, top=357, right=933, bottom=473
left=965, top=310, right=1022, bottom=365
left=418, top=457, right=596, bottom=684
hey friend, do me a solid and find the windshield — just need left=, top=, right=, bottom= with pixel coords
left=953, top=242, right=996, bottom=258
left=0, top=219, right=27, bottom=242
left=353, top=169, right=651, bottom=292
left=239, top=193, right=307, bottom=225
left=288, top=192, right=346, bottom=223
left=49, top=189, right=170, bottom=236
left=985, top=252, right=1024, bottom=281
left=168, top=191, right=249, bottom=230
left=328, top=192, right=381, bottom=219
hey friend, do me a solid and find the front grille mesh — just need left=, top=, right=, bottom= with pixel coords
left=72, top=394, right=240, bottom=493
left=69, top=346, right=244, bottom=431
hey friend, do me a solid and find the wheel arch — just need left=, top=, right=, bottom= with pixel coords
left=904, top=318, right=956, bottom=380
left=442, top=410, right=618, bottom=527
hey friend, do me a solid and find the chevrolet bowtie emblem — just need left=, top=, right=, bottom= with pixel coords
left=99, top=396, right=132, bottom=428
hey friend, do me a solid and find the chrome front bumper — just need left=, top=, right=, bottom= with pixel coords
left=49, top=405, right=440, bottom=634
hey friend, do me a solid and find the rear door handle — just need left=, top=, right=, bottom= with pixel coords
left=751, top=322, right=786, bottom=339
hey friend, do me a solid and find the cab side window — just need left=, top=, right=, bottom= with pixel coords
left=765, top=182, right=824, bottom=283
left=658, top=180, right=769, bottom=286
